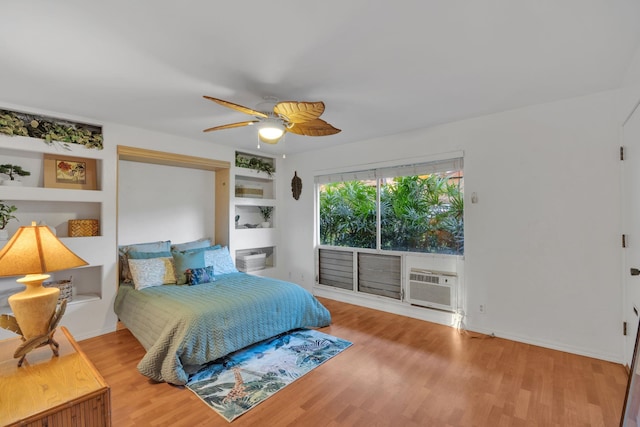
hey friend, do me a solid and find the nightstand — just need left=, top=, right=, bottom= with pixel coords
left=0, top=326, right=111, bottom=426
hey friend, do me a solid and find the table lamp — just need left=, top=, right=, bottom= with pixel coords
left=0, top=221, right=88, bottom=365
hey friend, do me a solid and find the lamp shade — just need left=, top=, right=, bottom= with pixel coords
left=0, top=222, right=88, bottom=277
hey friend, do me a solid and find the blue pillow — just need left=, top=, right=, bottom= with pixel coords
left=208, top=246, right=238, bottom=276
left=127, top=251, right=172, bottom=259
left=171, top=239, right=212, bottom=252
left=186, top=266, right=215, bottom=285
left=179, top=244, right=222, bottom=254
left=176, top=245, right=223, bottom=271
left=172, top=250, right=206, bottom=285
left=119, top=240, right=171, bottom=256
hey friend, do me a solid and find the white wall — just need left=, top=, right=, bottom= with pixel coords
left=118, top=160, right=215, bottom=246
left=619, top=40, right=640, bottom=123
left=0, top=89, right=625, bottom=359
left=279, top=90, right=622, bottom=362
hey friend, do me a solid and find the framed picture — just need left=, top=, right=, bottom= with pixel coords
left=621, top=318, right=640, bottom=426
left=43, top=154, right=97, bottom=190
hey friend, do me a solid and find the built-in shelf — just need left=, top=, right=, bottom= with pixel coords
left=0, top=132, right=109, bottom=339
left=3, top=201, right=102, bottom=239
left=234, top=197, right=276, bottom=207
left=234, top=166, right=275, bottom=180
left=0, top=134, right=104, bottom=159
left=231, top=151, right=278, bottom=273
left=235, top=205, right=275, bottom=228
left=0, top=293, right=100, bottom=315
left=0, top=186, right=103, bottom=202
left=234, top=228, right=276, bottom=247
left=236, top=246, right=276, bottom=273
left=235, top=183, right=274, bottom=200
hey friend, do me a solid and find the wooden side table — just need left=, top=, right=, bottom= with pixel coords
left=0, top=326, right=111, bottom=426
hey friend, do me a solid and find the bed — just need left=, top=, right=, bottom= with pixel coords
left=114, top=241, right=331, bottom=385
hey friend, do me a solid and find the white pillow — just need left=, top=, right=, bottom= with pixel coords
left=128, top=257, right=177, bottom=290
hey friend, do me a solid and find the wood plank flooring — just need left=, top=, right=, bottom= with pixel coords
left=79, top=298, right=628, bottom=426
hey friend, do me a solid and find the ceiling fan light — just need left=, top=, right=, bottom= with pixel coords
left=258, top=131, right=283, bottom=144
left=258, top=125, right=284, bottom=140
left=258, top=119, right=285, bottom=143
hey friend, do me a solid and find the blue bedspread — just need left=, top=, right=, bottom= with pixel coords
left=113, top=272, right=331, bottom=385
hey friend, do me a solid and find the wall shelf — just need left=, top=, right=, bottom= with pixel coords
left=0, top=134, right=104, bottom=159
left=0, top=186, right=103, bottom=202
left=234, top=166, right=275, bottom=181
left=0, top=293, right=101, bottom=316
left=230, top=151, right=278, bottom=274
left=0, top=130, right=111, bottom=340
left=234, top=197, right=276, bottom=207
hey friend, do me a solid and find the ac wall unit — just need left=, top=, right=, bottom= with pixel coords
left=407, top=268, right=457, bottom=312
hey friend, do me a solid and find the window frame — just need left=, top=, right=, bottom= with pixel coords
left=314, top=153, right=464, bottom=256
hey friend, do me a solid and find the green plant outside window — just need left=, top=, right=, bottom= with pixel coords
left=319, top=170, right=463, bottom=255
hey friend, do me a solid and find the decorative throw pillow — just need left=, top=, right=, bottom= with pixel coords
left=171, top=238, right=212, bottom=252
left=118, top=240, right=171, bottom=283
left=172, top=250, right=206, bottom=285
left=119, top=254, right=132, bottom=283
left=185, top=266, right=215, bottom=286
left=128, top=257, right=177, bottom=290
left=207, top=246, right=238, bottom=276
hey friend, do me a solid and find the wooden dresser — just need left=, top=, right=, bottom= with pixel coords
left=0, top=326, right=111, bottom=426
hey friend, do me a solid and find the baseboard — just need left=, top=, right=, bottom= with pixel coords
left=72, top=325, right=118, bottom=342
left=465, top=324, right=623, bottom=364
left=314, top=285, right=456, bottom=328
left=315, top=285, right=624, bottom=365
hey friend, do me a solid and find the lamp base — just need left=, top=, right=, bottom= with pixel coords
left=6, top=274, right=65, bottom=366
left=9, top=274, right=58, bottom=339
left=16, top=332, right=60, bottom=367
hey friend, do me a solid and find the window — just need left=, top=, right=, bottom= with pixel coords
left=319, top=178, right=377, bottom=249
left=317, top=157, right=464, bottom=255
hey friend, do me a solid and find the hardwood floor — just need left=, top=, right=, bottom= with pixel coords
left=79, top=298, right=628, bottom=426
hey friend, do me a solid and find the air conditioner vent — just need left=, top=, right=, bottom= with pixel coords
left=406, top=267, right=457, bottom=312
left=410, top=272, right=441, bottom=284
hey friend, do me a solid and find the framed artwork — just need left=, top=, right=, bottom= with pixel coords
left=621, top=318, right=640, bottom=426
left=43, top=154, right=97, bottom=190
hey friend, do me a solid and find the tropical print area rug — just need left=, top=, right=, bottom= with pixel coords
left=186, top=329, right=352, bottom=422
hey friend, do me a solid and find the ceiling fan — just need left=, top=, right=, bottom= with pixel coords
left=202, top=96, right=341, bottom=144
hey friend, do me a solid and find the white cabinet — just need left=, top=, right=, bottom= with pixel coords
left=0, top=133, right=115, bottom=340
left=230, top=151, right=278, bottom=274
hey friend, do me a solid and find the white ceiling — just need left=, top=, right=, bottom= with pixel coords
left=1, top=1, right=639, bottom=155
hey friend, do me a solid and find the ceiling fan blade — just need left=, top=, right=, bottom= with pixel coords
left=203, top=121, right=258, bottom=132
left=203, top=96, right=268, bottom=119
left=274, top=101, right=325, bottom=124
left=287, top=118, right=341, bottom=137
